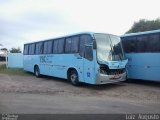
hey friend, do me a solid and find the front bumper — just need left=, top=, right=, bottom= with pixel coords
left=95, top=72, right=126, bottom=84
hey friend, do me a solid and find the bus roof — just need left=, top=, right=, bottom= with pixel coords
left=24, top=32, right=117, bottom=45
left=121, top=29, right=160, bottom=37
left=24, top=32, right=94, bottom=45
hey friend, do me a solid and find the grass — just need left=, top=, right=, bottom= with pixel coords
left=0, top=64, right=31, bottom=76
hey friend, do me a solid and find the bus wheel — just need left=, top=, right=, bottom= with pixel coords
left=69, top=70, right=80, bottom=86
left=34, top=66, right=40, bottom=77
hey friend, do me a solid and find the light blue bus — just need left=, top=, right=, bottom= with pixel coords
left=121, top=29, right=160, bottom=81
left=23, top=32, right=128, bottom=85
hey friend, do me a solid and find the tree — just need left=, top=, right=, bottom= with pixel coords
left=10, top=47, right=22, bottom=53
left=126, top=18, right=160, bottom=33
left=1, top=48, right=8, bottom=51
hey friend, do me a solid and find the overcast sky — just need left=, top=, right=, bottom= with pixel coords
left=0, top=0, right=160, bottom=50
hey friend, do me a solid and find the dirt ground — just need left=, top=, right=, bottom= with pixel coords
left=0, top=61, right=160, bottom=114
left=0, top=72, right=160, bottom=104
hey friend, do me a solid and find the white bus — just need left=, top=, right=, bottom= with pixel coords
left=23, top=32, right=128, bottom=85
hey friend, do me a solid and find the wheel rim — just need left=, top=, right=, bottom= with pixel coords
left=70, top=73, right=77, bottom=83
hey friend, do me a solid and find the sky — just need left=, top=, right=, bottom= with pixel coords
left=0, top=0, right=160, bottom=50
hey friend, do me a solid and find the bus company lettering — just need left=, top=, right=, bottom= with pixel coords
left=40, top=56, right=46, bottom=63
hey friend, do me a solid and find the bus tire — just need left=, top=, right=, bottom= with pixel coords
left=69, top=70, right=80, bottom=86
left=34, top=66, right=41, bottom=78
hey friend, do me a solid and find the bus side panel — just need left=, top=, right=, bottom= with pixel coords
left=51, top=54, right=84, bottom=81
left=38, top=55, right=55, bottom=77
left=24, top=54, right=85, bottom=81
left=52, top=54, right=69, bottom=79
left=36, top=54, right=83, bottom=81
left=126, top=53, right=160, bottom=81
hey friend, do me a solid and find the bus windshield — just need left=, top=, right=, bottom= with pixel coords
left=94, top=33, right=125, bottom=62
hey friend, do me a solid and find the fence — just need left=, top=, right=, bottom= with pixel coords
left=6, top=53, right=23, bottom=68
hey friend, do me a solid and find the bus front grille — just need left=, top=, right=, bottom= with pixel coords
left=100, top=65, right=125, bottom=75
left=107, top=69, right=125, bottom=75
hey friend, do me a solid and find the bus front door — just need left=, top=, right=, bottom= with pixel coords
left=83, top=46, right=95, bottom=84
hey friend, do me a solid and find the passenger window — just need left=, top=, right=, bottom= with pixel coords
left=47, top=41, right=53, bottom=54
left=122, top=37, right=137, bottom=53
left=80, top=35, right=92, bottom=57
left=53, top=40, right=58, bottom=53
left=24, top=44, right=29, bottom=55
left=43, top=41, right=53, bottom=54
left=57, top=38, right=65, bottom=53
left=29, top=43, right=35, bottom=55
left=71, top=36, right=79, bottom=53
left=35, top=42, right=43, bottom=54
left=148, top=34, right=160, bottom=52
left=43, top=42, right=48, bottom=54
left=122, top=33, right=160, bottom=53
left=129, top=37, right=137, bottom=53
left=65, top=37, right=72, bottom=53
left=136, top=36, right=148, bottom=52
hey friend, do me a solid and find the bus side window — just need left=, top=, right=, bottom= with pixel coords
left=137, top=35, right=148, bottom=53
left=148, top=33, right=160, bottom=52
left=159, top=33, right=160, bottom=52
left=65, top=37, right=72, bottom=53
left=71, top=36, right=79, bottom=53
left=125, top=37, right=136, bottom=53
left=29, top=43, right=35, bottom=55
left=124, top=39, right=130, bottom=53
left=80, top=35, right=93, bottom=59
left=35, top=42, right=43, bottom=54
left=24, top=44, right=29, bottom=55
left=43, top=41, right=48, bottom=54
left=48, top=40, right=53, bottom=54
left=43, top=41, right=53, bottom=54
left=53, top=40, right=58, bottom=54
left=57, top=38, right=65, bottom=53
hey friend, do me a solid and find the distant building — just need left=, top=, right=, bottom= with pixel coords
left=6, top=53, right=23, bottom=68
